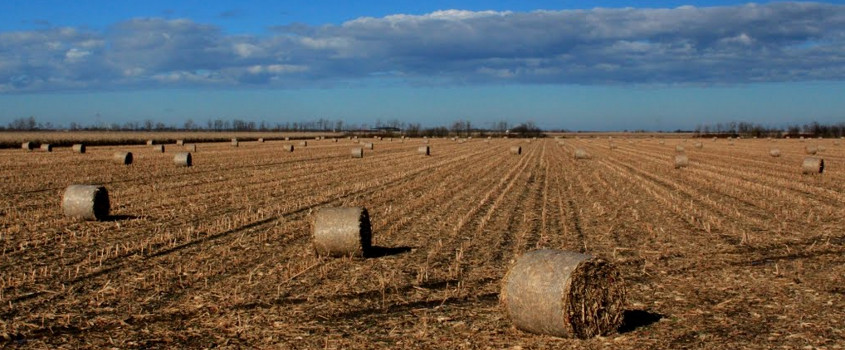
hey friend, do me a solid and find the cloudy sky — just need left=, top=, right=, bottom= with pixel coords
left=1, top=1, right=844, bottom=130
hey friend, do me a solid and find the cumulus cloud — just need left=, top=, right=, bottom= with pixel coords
left=1, top=2, right=844, bottom=92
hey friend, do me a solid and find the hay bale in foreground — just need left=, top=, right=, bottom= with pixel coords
left=351, top=148, right=364, bottom=158
left=283, top=144, right=294, bottom=152
left=500, top=249, right=625, bottom=339
left=574, top=149, right=589, bottom=159
left=73, top=144, right=86, bottom=153
left=674, top=154, right=689, bottom=169
left=62, top=185, right=109, bottom=221
left=184, top=144, right=197, bottom=152
left=153, top=145, right=165, bottom=153
left=802, top=157, right=824, bottom=174
left=418, top=146, right=430, bottom=155
left=805, top=145, right=818, bottom=155
left=113, top=152, right=133, bottom=165
left=40, top=144, right=53, bottom=152
left=312, top=207, right=372, bottom=257
left=511, top=146, right=522, bottom=155
left=769, top=149, right=781, bottom=157
left=174, top=152, right=192, bottom=167
left=231, top=138, right=239, bottom=147
left=22, top=142, right=34, bottom=151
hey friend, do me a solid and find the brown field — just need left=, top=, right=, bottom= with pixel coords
left=1, top=135, right=843, bottom=349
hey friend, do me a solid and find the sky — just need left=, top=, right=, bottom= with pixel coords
left=1, top=1, right=844, bottom=131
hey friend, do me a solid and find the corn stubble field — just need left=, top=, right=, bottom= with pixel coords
left=1, top=134, right=843, bottom=349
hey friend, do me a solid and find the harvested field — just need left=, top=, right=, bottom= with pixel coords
left=0, top=134, right=843, bottom=349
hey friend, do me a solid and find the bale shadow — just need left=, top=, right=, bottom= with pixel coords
left=103, top=214, right=140, bottom=222
left=618, top=309, right=664, bottom=333
left=364, top=246, right=413, bottom=258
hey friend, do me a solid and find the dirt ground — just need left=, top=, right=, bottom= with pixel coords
left=1, top=135, right=842, bottom=349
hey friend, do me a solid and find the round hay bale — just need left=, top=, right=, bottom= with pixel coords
left=574, top=149, right=589, bottom=159
left=73, top=144, right=86, bottom=153
left=694, top=142, right=703, bottom=149
left=805, top=145, right=818, bottom=155
left=300, top=141, right=308, bottom=147
left=363, top=142, right=374, bottom=150
left=817, top=145, right=826, bottom=152
left=511, top=146, right=522, bottom=155
left=802, top=157, right=824, bottom=174
left=769, top=149, right=781, bottom=157
left=184, top=144, right=197, bottom=152
left=22, top=142, right=34, bottom=151
left=834, top=140, right=841, bottom=146
left=283, top=144, right=294, bottom=152
left=176, top=139, right=184, bottom=146
left=674, top=154, right=689, bottom=169
left=312, top=207, right=372, bottom=257
left=231, top=138, right=239, bottom=147
left=174, top=152, right=192, bottom=167
left=500, top=249, right=625, bottom=339
left=423, top=140, right=429, bottom=144
left=285, top=137, right=290, bottom=141
left=675, top=145, right=685, bottom=153
left=153, top=145, right=165, bottom=153
left=332, top=138, right=338, bottom=142
left=418, top=146, right=430, bottom=155
left=62, top=185, right=109, bottom=221
left=258, top=138, right=265, bottom=143
left=40, top=144, right=53, bottom=152
left=658, top=140, right=665, bottom=145
left=351, top=148, right=364, bottom=158
left=147, top=140, right=154, bottom=146
left=609, top=143, right=617, bottom=150
left=712, top=137, right=718, bottom=141
left=113, top=151, right=133, bottom=165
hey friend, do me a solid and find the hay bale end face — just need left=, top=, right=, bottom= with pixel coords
left=312, top=207, right=372, bottom=257
left=153, top=145, right=165, bottom=153
left=769, top=149, right=781, bottom=157
left=574, top=149, right=589, bottom=159
left=174, top=152, right=192, bottom=167
left=418, top=146, right=430, bottom=155
left=351, top=148, right=364, bottom=158
left=73, top=144, right=86, bottom=153
left=501, top=249, right=626, bottom=339
left=62, top=185, right=110, bottom=221
left=40, top=144, right=53, bottom=152
left=802, top=157, right=824, bottom=174
left=22, top=142, right=34, bottom=151
left=511, top=146, right=522, bottom=155
left=113, top=151, right=133, bottom=165
left=674, top=154, right=689, bottom=169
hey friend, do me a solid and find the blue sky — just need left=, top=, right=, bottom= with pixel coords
left=1, top=1, right=844, bottom=130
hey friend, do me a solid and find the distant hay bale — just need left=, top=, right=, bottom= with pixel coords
left=258, top=138, right=265, bottom=143
left=363, top=142, right=374, bottom=150
left=62, top=185, right=109, bottom=221
left=147, top=140, right=154, bottom=145
left=769, top=149, right=781, bottom=157
left=658, top=140, right=665, bottom=145
left=184, top=144, right=197, bottom=152
left=574, top=149, right=589, bottom=159
left=423, top=139, right=430, bottom=144
left=285, top=137, right=290, bottom=141
left=351, top=148, right=364, bottom=158
left=283, top=144, right=294, bottom=152
left=72, top=144, right=86, bottom=153
left=817, top=145, right=826, bottom=152
left=300, top=141, right=308, bottom=147
left=834, top=140, right=841, bottom=146
left=674, top=154, right=689, bottom=169
left=312, top=207, right=372, bottom=258
left=500, top=249, right=625, bottom=339
left=609, top=143, right=617, bottom=150
left=728, top=141, right=735, bottom=145
left=174, top=152, right=192, bottom=167
left=153, top=145, right=165, bottom=153
left=675, top=145, right=685, bottom=153
left=805, top=145, right=818, bottom=155
left=332, top=138, right=338, bottom=142
left=712, top=137, right=717, bottom=141
left=694, top=142, right=703, bottom=149
left=802, top=157, right=824, bottom=174
left=418, top=146, right=430, bottom=155
left=113, top=151, right=133, bottom=165
left=176, top=140, right=184, bottom=146
left=22, top=142, right=34, bottom=151
left=231, top=138, right=239, bottom=147
left=511, top=146, right=522, bottom=155
left=40, top=144, right=53, bottom=152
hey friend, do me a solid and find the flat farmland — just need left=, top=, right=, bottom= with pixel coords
left=1, top=136, right=843, bottom=349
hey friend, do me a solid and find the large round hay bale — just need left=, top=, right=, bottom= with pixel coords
left=231, top=138, right=239, bottom=147
left=418, top=146, right=430, bottom=155
left=675, top=145, right=685, bottom=153
left=174, top=152, right=192, bottom=167
left=802, top=157, right=824, bottom=174
left=805, top=145, right=818, bottom=155
left=500, top=249, right=625, bottom=339
left=674, top=154, right=689, bottom=169
left=312, top=207, right=372, bottom=257
left=574, top=149, right=589, bottom=159
left=40, top=144, right=53, bottom=152
left=351, top=148, right=364, bottom=158
left=72, top=144, right=86, bottom=153
left=283, top=144, right=294, bottom=152
left=113, top=151, right=133, bottom=165
left=300, top=141, right=308, bottom=147
left=152, top=145, right=165, bottom=153
left=22, top=142, right=34, bottom=151
left=62, top=185, right=109, bottom=221
left=769, top=149, right=781, bottom=157
left=184, top=144, right=197, bottom=152
left=511, top=146, right=522, bottom=155
left=176, top=139, right=184, bottom=146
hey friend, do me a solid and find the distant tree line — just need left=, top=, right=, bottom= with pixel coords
left=695, top=121, right=845, bottom=138
left=3, top=116, right=546, bottom=138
